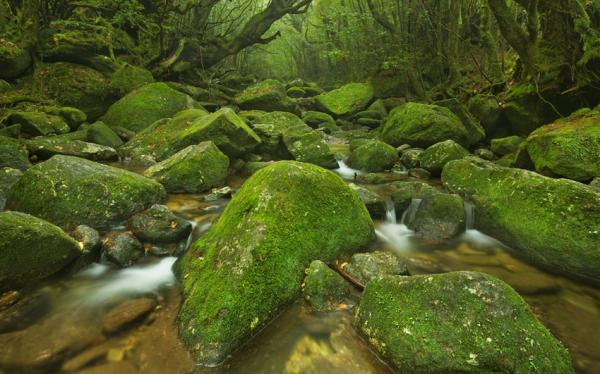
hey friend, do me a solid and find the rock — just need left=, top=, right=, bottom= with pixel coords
left=175, top=161, right=374, bottom=365
left=0, top=211, right=81, bottom=291
left=381, top=102, right=470, bottom=147
left=409, top=191, right=465, bottom=242
left=282, top=125, right=337, bottom=168
left=354, top=109, right=383, bottom=120
left=0, top=136, right=30, bottom=171
left=243, top=161, right=274, bottom=175
left=102, top=82, right=196, bottom=132
left=442, top=157, right=600, bottom=284
left=526, top=113, right=600, bottom=181
left=408, top=168, right=430, bottom=180
left=235, top=79, right=298, bottom=114
left=389, top=181, right=439, bottom=213
left=129, top=204, right=192, bottom=243
left=355, top=118, right=381, bottom=128
left=0, top=167, right=22, bottom=209
left=6, top=111, right=70, bottom=137
left=0, top=38, right=31, bottom=79
left=399, top=148, right=422, bottom=169
left=302, top=111, right=336, bottom=129
left=303, top=260, right=350, bottom=312
left=42, top=106, right=87, bottom=130
left=143, top=142, right=229, bottom=193
left=120, top=108, right=259, bottom=161
left=287, top=87, right=306, bottom=98
left=490, top=135, right=525, bottom=156
left=0, top=79, right=10, bottom=92
left=495, top=142, right=534, bottom=170
left=418, top=140, right=470, bottom=176
left=35, top=62, right=113, bottom=120
left=238, top=110, right=267, bottom=124
left=436, top=98, right=485, bottom=145
left=109, top=64, right=154, bottom=97
left=102, top=297, right=157, bottom=334
left=0, top=124, right=21, bottom=138
left=474, top=148, right=495, bottom=160
left=347, top=139, right=398, bottom=172
left=8, top=155, right=165, bottom=229
left=203, top=186, right=234, bottom=201
left=467, top=94, right=502, bottom=135
left=502, top=83, right=559, bottom=136
left=591, top=177, right=600, bottom=190
left=25, top=137, right=118, bottom=162
left=348, top=183, right=386, bottom=219
left=355, top=272, right=573, bottom=373
left=111, top=126, right=136, bottom=142
left=70, top=225, right=101, bottom=268
left=103, top=231, right=144, bottom=267
left=344, top=251, right=408, bottom=285
left=87, top=122, right=123, bottom=149
left=315, top=83, right=374, bottom=117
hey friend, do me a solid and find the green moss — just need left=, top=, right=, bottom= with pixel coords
left=25, top=137, right=118, bottom=162
left=356, top=272, right=573, bottom=373
left=315, top=83, right=374, bottom=117
left=235, top=79, right=298, bottom=114
left=282, top=125, right=337, bottom=168
left=502, top=83, right=559, bottom=136
left=347, top=139, right=398, bottom=172
left=409, top=192, right=465, bottom=242
left=0, top=211, right=81, bottom=291
left=7, top=111, right=70, bottom=136
left=144, top=142, right=229, bottom=193
left=467, top=94, right=502, bottom=135
left=344, top=251, right=408, bottom=284
left=0, top=38, right=31, bottom=79
left=526, top=113, right=600, bottom=181
left=7, top=155, right=166, bottom=229
left=381, top=102, right=469, bottom=147
left=442, top=157, right=600, bottom=285
left=302, top=111, right=336, bottom=128
left=303, top=260, right=350, bottom=312
left=435, top=98, right=485, bottom=145
left=175, top=161, right=374, bottom=365
left=109, top=64, right=154, bottom=97
left=42, top=106, right=87, bottom=130
left=102, top=82, right=197, bottom=132
left=0, top=135, right=30, bottom=171
left=87, top=121, right=123, bottom=149
left=419, top=139, right=469, bottom=176
left=490, top=136, right=525, bottom=156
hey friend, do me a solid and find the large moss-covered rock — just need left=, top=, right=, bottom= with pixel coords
left=42, top=106, right=87, bottom=130
left=175, top=161, right=374, bottom=365
left=467, top=94, right=502, bottom=136
left=344, top=251, right=408, bottom=285
left=6, top=111, right=70, bottom=137
left=356, top=272, right=573, bottom=373
left=128, top=204, right=192, bottom=244
left=315, top=83, right=373, bottom=117
left=381, top=103, right=470, bottom=148
left=235, top=79, right=298, bottom=114
left=409, top=191, right=466, bottom=242
left=108, top=64, right=154, bottom=97
left=442, top=157, right=600, bottom=284
left=303, top=260, right=351, bottom=312
left=87, top=121, right=123, bottom=149
left=302, top=111, right=336, bottom=129
left=282, top=125, right=337, bottom=168
left=25, top=137, right=118, bottom=162
left=0, top=211, right=81, bottom=291
left=7, top=155, right=165, bottom=229
left=120, top=108, right=259, bottom=161
left=347, top=139, right=398, bottom=172
left=102, top=83, right=196, bottom=132
left=35, top=62, right=113, bottom=120
left=0, top=38, right=31, bottom=79
left=143, top=142, right=229, bottom=193
left=419, top=139, right=469, bottom=176
left=526, top=113, right=600, bottom=181
left=436, top=98, right=485, bottom=145
left=0, top=136, right=30, bottom=171
left=490, top=135, right=525, bottom=156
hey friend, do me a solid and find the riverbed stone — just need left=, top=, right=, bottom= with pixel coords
left=70, top=225, right=101, bottom=269
left=7, top=155, right=165, bottom=229
left=303, top=260, right=350, bottom=312
left=129, top=204, right=192, bottom=244
left=282, top=125, right=337, bottom=168
left=175, top=161, right=374, bottom=365
left=344, top=251, right=408, bottom=285
left=42, top=106, right=87, bottom=130
left=103, top=231, right=144, bottom=267
left=102, top=82, right=196, bottom=132
left=526, top=113, right=600, bottom=181
left=87, top=121, right=123, bottom=149
left=490, top=135, right=525, bottom=156
left=348, top=183, right=386, bottom=219
left=399, top=148, right=422, bottom=169
left=235, top=79, right=298, bottom=114
left=409, top=192, right=466, bottom=242
left=355, top=272, right=573, bottom=373
left=442, top=157, right=600, bottom=285
left=7, top=111, right=70, bottom=137
left=0, top=136, right=30, bottom=171
left=419, top=139, right=469, bottom=176
left=0, top=211, right=82, bottom=291
left=0, top=167, right=22, bottom=209
left=381, top=103, right=470, bottom=147
left=315, top=83, right=373, bottom=117
left=302, top=111, right=336, bottom=129
left=102, top=297, right=157, bottom=334
left=25, top=137, right=118, bottom=162
left=347, top=139, right=398, bottom=172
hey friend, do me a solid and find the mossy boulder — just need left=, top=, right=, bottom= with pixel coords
left=356, top=272, right=573, bottom=373
left=7, top=155, right=165, bottom=229
left=419, top=140, right=470, bottom=176
left=490, top=135, right=525, bottom=156
left=7, top=111, right=70, bottom=137
left=143, top=142, right=229, bottom=193
left=502, top=84, right=559, bottom=136
left=128, top=204, right=192, bottom=244
left=0, top=136, right=30, bottom=171
left=344, top=251, right=408, bottom=285
left=175, top=161, right=374, bottom=365
left=120, top=108, right=259, bottom=161
left=102, top=231, right=144, bottom=267
left=399, top=148, right=423, bottom=169
left=25, top=137, right=118, bottom=162
left=381, top=103, right=470, bottom=148
left=348, top=183, right=386, bottom=219
left=235, top=79, right=298, bottom=114
left=109, top=64, right=154, bottom=97
left=0, top=167, right=22, bottom=210
left=467, top=94, right=502, bottom=136
left=42, top=106, right=87, bottom=130
left=0, top=211, right=81, bottom=291
left=35, top=62, right=113, bottom=120
left=442, top=157, right=600, bottom=284
left=302, top=111, right=336, bottom=129
left=287, top=87, right=306, bottom=98
left=303, top=260, right=351, bottom=312
left=0, top=38, right=31, bottom=79
left=347, top=139, right=398, bottom=172
left=87, top=121, right=123, bottom=149
left=409, top=191, right=466, bottom=242
left=102, top=82, right=196, bottom=132
left=389, top=181, right=438, bottom=214
left=282, top=125, right=337, bottom=168
left=315, top=83, right=374, bottom=118
left=526, top=113, right=600, bottom=181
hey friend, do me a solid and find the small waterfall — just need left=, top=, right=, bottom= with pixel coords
left=464, top=200, right=475, bottom=230
left=335, top=159, right=361, bottom=180
left=376, top=198, right=417, bottom=253
left=400, top=198, right=422, bottom=226
left=461, top=200, right=503, bottom=247
left=385, top=199, right=397, bottom=223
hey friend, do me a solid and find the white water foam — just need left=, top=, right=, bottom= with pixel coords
left=334, top=159, right=361, bottom=180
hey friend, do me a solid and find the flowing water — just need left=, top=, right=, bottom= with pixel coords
left=1, top=163, right=599, bottom=373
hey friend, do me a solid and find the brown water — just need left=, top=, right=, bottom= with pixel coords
left=0, top=163, right=599, bottom=373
